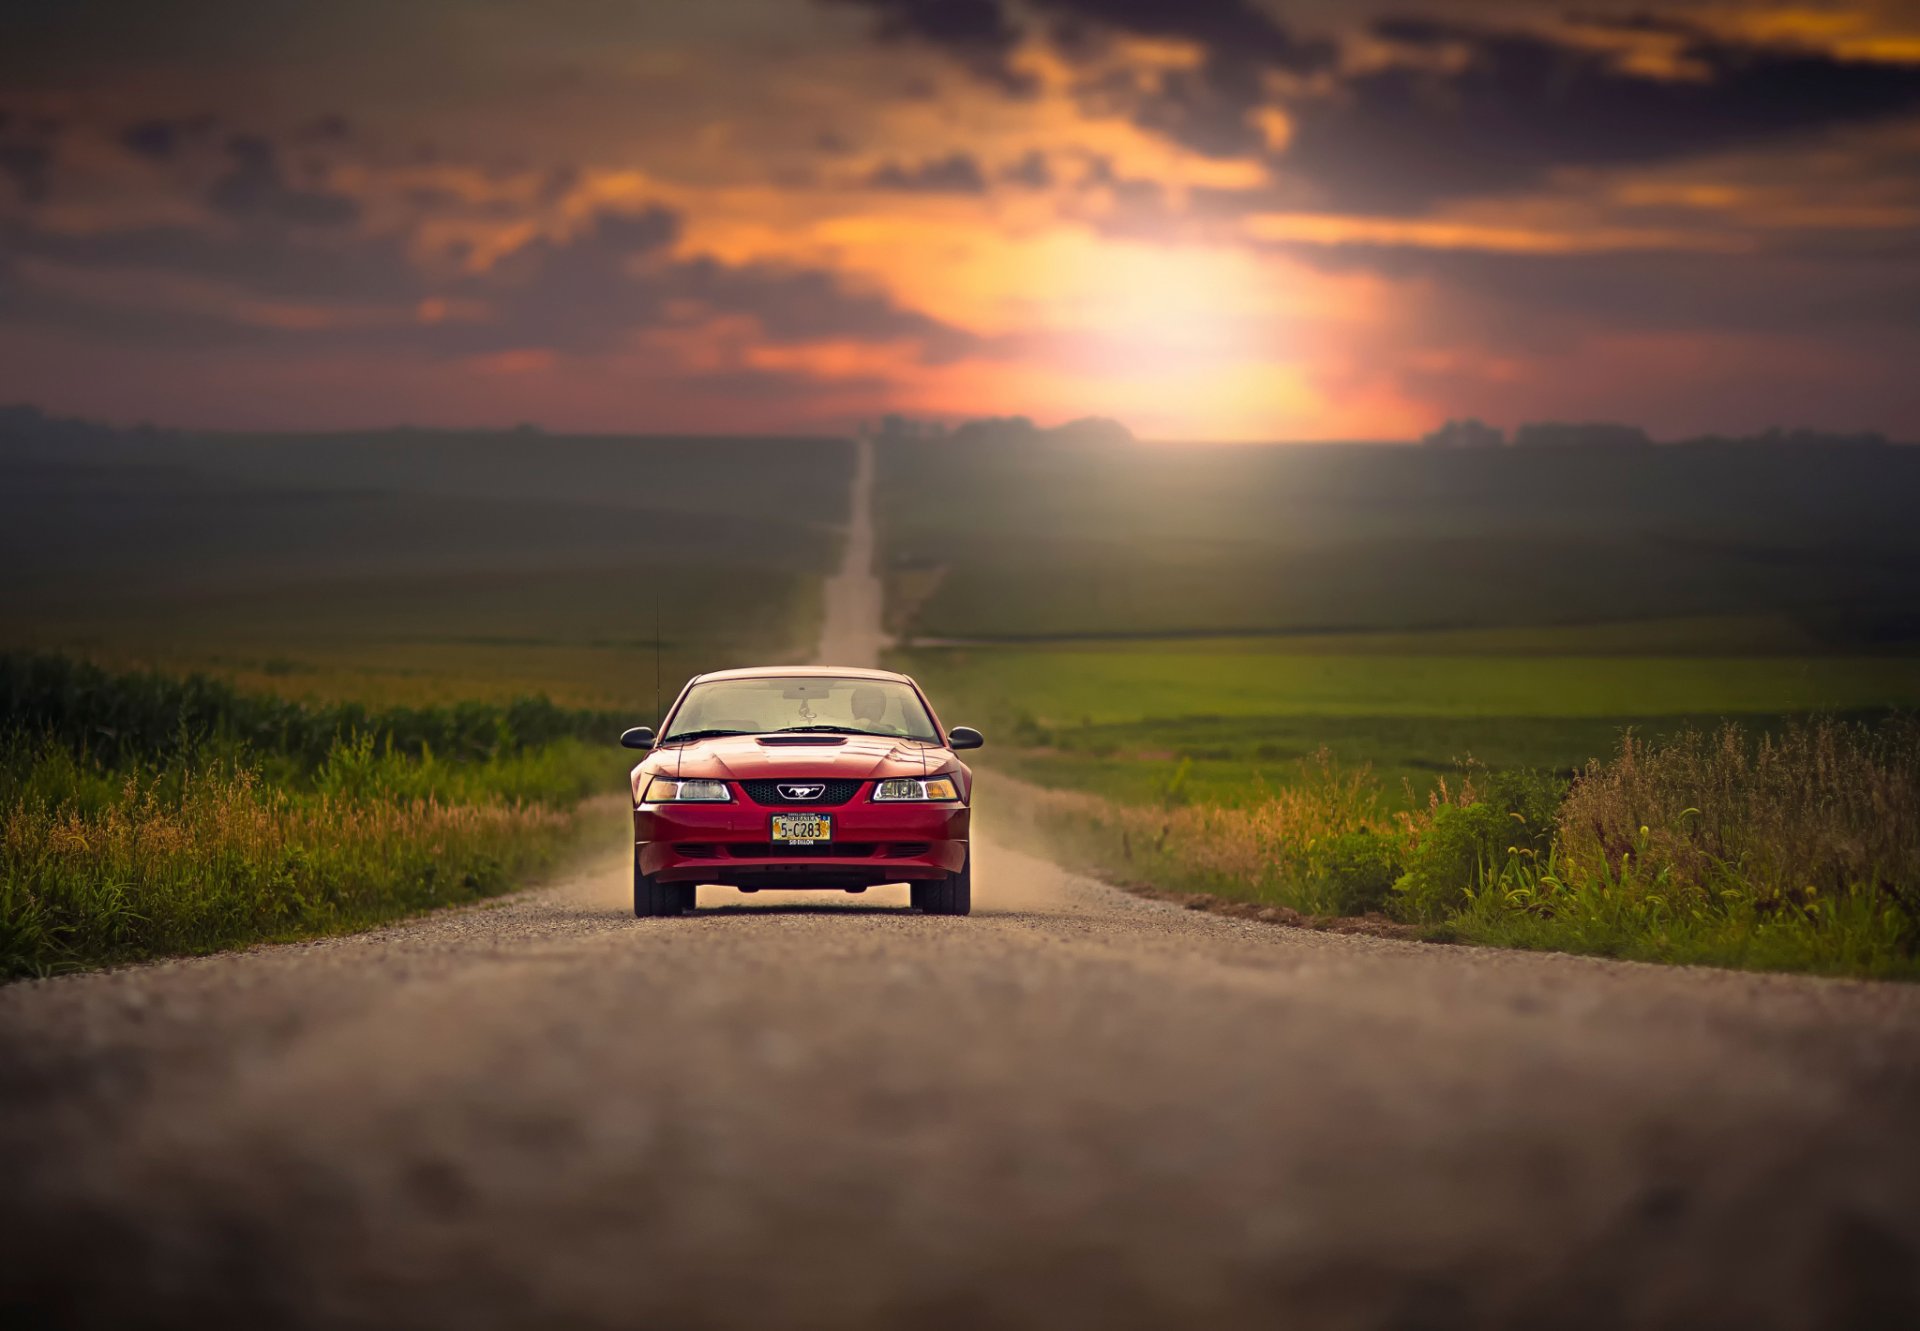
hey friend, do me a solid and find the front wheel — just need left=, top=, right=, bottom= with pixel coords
left=912, top=853, right=971, bottom=916
left=634, top=856, right=692, bottom=917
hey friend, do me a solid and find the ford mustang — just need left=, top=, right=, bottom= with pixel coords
left=620, top=666, right=983, bottom=917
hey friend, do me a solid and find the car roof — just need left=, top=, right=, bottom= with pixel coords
left=690, top=665, right=915, bottom=684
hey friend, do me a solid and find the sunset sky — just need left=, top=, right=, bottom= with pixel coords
left=3, top=0, right=1919, bottom=440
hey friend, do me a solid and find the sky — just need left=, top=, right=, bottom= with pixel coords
left=2, top=0, right=1918, bottom=441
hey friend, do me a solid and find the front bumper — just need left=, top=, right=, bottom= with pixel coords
left=635, top=799, right=968, bottom=888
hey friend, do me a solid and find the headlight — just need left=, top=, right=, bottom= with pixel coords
left=873, top=776, right=961, bottom=802
left=643, top=777, right=732, bottom=803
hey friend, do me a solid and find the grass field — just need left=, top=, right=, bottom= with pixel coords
left=880, top=435, right=1920, bottom=801
left=882, top=432, right=1920, bottom=976
left=1, top=421, right=853, bottom=714
left=878, top=436, right=1920, bottom=644
left=897, top=630, right=1920, bottom=806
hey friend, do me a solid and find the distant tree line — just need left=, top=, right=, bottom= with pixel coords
left=1422, top=417, right=1893, bottom=449
left=868, top=413, right=1135, bottom=448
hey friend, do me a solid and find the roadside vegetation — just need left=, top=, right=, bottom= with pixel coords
left=991, top=718, right=1920, bottom=979
left=882, top=431, right=1920, bottom=979
left=1, top=654, right=625, bottom=979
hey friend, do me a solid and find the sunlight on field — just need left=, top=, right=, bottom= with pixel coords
left=903, top=642, right=1920, bottom=725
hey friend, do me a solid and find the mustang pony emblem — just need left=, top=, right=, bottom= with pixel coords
left=778, top=783, right=826, bottom=800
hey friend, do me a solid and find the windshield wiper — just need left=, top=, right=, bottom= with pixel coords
left=657, top=728, right=754, bottom=745
left=773, top=725, right=897, bottom=737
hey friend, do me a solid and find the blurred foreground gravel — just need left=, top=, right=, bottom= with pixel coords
left=2, top=828, right=1918, bottom=1330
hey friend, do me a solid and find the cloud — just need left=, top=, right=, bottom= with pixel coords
left=1034, top=0, right=1332, bottom=75
left=0, top=142, right=49, bottom=202
left=1, top=196, right=978, bottom=364
left=476, top=205, right=974, bottom=357
left=1000, top=149, right=1052, bottom=188
left=3, top=215, right=423, bottom=307
left=1099, top=49, right=1276, bottom=158
left=208, top=134, right=361, bottom=227
left=1275, top=19, right=1920, bottom=211
left=820, top=0, right=1034, bottom=93
left=121, top=119, right=182, bottom=159
left=668, top=255, right=975, bottom=359
left=118, top=114, right=218, bottom=160
left=864, top=151, right=988, bottom=193
left=830, top=5, right=1920, bottom=213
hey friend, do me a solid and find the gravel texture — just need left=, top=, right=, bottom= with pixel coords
left=3, top=840, right=1919, bottom=1329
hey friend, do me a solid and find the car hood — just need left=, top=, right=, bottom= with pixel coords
left=643, top=734, right=952, bottom=784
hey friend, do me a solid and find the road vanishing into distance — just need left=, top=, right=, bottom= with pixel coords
left=4, top=440, right=1920, bottom=1330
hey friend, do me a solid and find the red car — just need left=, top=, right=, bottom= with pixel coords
left=620, top=666, right=983, bottom=918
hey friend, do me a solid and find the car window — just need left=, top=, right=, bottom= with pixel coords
left=663, top=676, right=939, bottom=741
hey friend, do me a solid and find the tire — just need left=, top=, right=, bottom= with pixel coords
left=633, top=855, right=687, bottom=918
left=914, top=852, right=971, bottom=916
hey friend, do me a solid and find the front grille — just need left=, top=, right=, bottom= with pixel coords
left=727, top=842, right=877, bottom=859
left=883, top=842, right=932, bottom=858
left=739, top=779, right=865, bottom=806
left=672, top=843, right=721, bottom=858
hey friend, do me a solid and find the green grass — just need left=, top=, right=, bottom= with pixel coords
left=900, top=637, right=1920, bottom=806
left=980, top=722, right=1920, bottom=981
left=0, top=741, right=620, bottom=979
left=1, top=655, right=632, bottom=978
left=905, top=639, right=1920, bottom=722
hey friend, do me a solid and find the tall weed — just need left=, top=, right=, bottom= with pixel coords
left=1002, top=719, right=1920, bottom=978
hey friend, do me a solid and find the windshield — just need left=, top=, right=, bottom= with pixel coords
left=661, top=675, right=940, bottom=742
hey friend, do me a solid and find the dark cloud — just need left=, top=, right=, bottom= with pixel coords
left=121, top=119, right=179, bottom=159
left=1104, top=50, right=1276, bottom=158
left=865, top=151, right=988, bottom=193
left=820, top=0, right=1034, bottom=93
left=825, top=0, right=1332, bottom=159
left=118, top=114, right=218, bottom=160
left=2, top=216, right=424, bottom=308
left=0, top=142, right=50, bottom=202
left=208, top=134, right=360, bottom=227
left=1277, top=20, right=1920, bottom=211
left=1, top=199, right=976, bottom=363
left=831, top=4, right=1920, bottom=212
left=482, top=205, right=972, bottom=357
left=1000, top=149, right=1052, bottom=188
left=668, top=255, right=975, bottom=359
left=1032, top=0, right=1332, bottom=75
left=297, top=113, right=351, bottom=141
left=1, top=107, right=59, bottom=203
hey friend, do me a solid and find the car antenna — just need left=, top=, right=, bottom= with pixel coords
left=653, top=587, right=662, bottom=727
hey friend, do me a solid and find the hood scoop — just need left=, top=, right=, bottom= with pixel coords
left=756, top=735, right=849, bottom=746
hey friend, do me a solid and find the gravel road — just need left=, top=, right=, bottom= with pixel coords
left=3, top=441, right=1918, bottom=1329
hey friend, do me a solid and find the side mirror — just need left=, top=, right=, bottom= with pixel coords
left=620, top=726, right=656, bottom=750
left=947, top=726, right=984, bottom=751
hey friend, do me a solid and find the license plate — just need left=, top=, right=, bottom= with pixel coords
left=771, top=813, right=831, bottom=845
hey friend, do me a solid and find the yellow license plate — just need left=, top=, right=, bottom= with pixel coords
left=771, top=813, right=831, bottom=844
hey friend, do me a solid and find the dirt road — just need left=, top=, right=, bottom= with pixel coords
left=3, top=439, right=1918, bottom=1328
